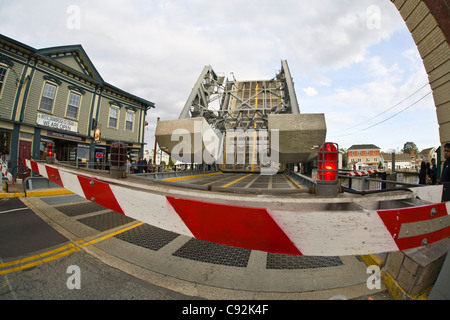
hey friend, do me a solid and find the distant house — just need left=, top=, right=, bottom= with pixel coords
left=381, top=153, right=415, bottom=170
left=347, top=144, right=381, bottom=170
left=144, top=148, right=170, bottom=166
left=417, top=147, right=437, bottom=163
left=381, top=148, right=437, bottom=171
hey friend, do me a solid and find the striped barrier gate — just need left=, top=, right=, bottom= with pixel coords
left=23, top=159, right=450, bottom=257
left=345, top=170, right=381, bottom=176
left=0, top=159, right=14, bottom=184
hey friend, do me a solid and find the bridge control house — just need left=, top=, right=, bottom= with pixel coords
left=0, top=34, right=154, bottom=178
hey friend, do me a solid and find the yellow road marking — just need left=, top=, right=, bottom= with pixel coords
left=283, top=174, right=302, bottom=189
left=0, top=221, right=145, bottom=275
left=222, top=174, right=254, bottom=188
left=163, top=172, right=222, bottom=182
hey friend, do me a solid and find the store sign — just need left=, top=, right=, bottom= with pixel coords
left=94, top=127, right=101, bottom=143
left=37, top=113, right=78, bottom=133
left=47, top=131, right=84, bottom=142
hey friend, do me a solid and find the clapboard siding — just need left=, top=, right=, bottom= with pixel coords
left=23, top=67, right=96, bottom=136
left=0, top=63, right=25, bottom=119
left=98, top=94, right=142, bottom=142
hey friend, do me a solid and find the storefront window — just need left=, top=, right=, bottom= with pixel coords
left=77, top=144, right=89, bottom=166
left=94, top=145, right=107, bottom=170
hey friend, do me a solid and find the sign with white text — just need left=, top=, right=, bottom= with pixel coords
left=37, top=113, right=78, bottom=133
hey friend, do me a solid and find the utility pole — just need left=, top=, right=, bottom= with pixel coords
left=153, top=117, right=160, bottom=165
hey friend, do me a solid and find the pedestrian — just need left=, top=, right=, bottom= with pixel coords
left=430, top=158, right=437, bottom=185
left=418, top=161, right=427, bottom=185
left=142, top=158, right=148, bottom=173
left=439, top=143, right=450, bottom=184
left=147, top=159, right=153, bottom=173
left=426, top=162, right=432, bottom=185
left=126, top=159, right=131, bottom=175
left=137, top=157, right=146, bottom=174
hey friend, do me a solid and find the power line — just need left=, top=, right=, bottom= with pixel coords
left=330, top=90, right=433, bottom=137
left=334, top=82, right=430, bottom=134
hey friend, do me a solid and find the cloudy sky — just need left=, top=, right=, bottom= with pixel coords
left=0, top=0, right=441, bottom=153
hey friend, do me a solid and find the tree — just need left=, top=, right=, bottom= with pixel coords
left=402, top=142, right=419, bottom=155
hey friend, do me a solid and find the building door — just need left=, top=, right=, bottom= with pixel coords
left=18, top=140, right=32, bottom=179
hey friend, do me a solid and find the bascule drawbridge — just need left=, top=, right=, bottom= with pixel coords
left=156, top=60, right=327, bottom=173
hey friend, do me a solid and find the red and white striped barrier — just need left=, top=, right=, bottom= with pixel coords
left=345, top=170, right=381, bottom=176
left=23, top=159, right=450, bottom=257
left=0, top=160, right=14, bottom=184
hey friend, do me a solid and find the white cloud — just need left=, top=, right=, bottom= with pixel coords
left=313, top=74, right=333, bottom=87
left=302, top=87, right=319, bottom=97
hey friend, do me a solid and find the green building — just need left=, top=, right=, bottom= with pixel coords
left=0, top=34, right=155, bottom=179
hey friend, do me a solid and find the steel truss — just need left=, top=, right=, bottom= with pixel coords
left=179, top=60, right=300, bottom=132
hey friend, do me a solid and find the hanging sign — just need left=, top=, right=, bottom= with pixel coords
left=94, top=127, right=102, bottom=143
left=37, top=113, right=78, bottom=133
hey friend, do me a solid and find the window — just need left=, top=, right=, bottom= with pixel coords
left=109, top=107, right=119, bottom=128
left=0, top=66, right=7, bottom=94
left=40, top=82, right=57, bottom=112
left=125, top=111, right=134, bottom=131
left=66, top=92, right=81, bottom=119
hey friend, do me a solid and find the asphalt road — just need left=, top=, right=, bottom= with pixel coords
left=0, top=197, right=198, bottom=301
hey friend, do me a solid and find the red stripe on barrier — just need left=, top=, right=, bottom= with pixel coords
left=45, top=166, right=64, bottom=188
left=378, top=203, right=449, bottom=250
left=77, top=176, right=125, bottom=215
left=30, top=161, right=40, bottom=175
left=394, top=227, right=450, bottom=251
left=167, top=196, right=303, bottom=255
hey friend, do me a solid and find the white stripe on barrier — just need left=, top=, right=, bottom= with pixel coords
left=268, top=209, right=399, bottom=256
left=0, top=163, right=14, bottom=183
left=109, top=184, right=195, bottom=237
left=414, top=185, right=444, bottom=203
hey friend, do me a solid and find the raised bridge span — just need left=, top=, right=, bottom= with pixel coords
left=155, top=60, right=327, bottom=174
